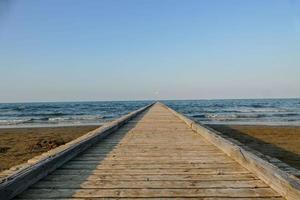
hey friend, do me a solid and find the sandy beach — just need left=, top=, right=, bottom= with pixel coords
left=208, top=124, right=300, bottom=171
left=0, top=125, right=98, bottom=171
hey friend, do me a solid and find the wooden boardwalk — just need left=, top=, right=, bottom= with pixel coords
left=14, top=103, right=284, bottom=199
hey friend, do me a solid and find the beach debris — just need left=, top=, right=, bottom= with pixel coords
left=27, top=138, right=65, bottom=152
left=0, top=147, right=9, bottom=153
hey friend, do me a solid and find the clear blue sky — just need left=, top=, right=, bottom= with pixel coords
left=0, top=0, right=299, bottom=102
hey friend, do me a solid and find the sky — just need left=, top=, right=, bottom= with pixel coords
left=0, top=0, right=299, bottom=102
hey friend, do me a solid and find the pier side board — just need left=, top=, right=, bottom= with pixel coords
left=162, top=102, right=300, bottom=200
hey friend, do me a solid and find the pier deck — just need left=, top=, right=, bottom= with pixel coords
left=13, top=103, right=284, bottom=199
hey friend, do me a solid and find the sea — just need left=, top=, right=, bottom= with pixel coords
left=0, top=99, right=300, bottom=128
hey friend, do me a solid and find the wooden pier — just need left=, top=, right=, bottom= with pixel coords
left=1, top=102, right=300, bottom=199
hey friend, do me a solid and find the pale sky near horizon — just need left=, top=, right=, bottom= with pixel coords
left=0, top=0, right=300, bottom=103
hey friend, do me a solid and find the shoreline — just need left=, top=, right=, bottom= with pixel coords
left=205, top=122, right=300, bottom=127
left=0, top=123, right=103, bottom=129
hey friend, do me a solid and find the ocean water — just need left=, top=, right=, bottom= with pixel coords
left=0, top=99, right=299, bottom=127
left=164, top=99, right=300, bottom=126
left=0, top=101, right=152, bottom=128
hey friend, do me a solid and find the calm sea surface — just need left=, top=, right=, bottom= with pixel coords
left=0, top=99, right=300, bottom=127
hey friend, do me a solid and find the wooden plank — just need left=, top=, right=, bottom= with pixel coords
left=14, top=198, right=285, bottom=200
left=84, top=151, right=222, bottom=155
left=78, top=152, right=227, bottom=156
left=32, top=179, right=267, bottom=189
left=61, top=162, right=241, bottom=169
left=74, top=155, right=231, bottom=159
left=51, top=168, right=249, bottom=175
left=17, top=188, right=280, bottom=198
left=98, top=159, right=237, bottom=164
left=43, top=173, right=259, bottom=181
left=72, top=157, right=235, bottom=162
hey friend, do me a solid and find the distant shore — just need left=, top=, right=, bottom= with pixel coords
left=1, top=124, right=300, bottom=172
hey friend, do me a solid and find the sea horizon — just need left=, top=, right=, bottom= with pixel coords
left=1, top=97, right=300, bottom=104
left=1, top=98, right=300, bottom=128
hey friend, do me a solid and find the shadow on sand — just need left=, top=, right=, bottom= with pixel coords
left=208, top=124, right=300, bottom=174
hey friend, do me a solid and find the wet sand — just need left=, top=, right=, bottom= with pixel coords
left=0, top=125, right=99, bottom=171
left=208, top=124, right=300, bottom=171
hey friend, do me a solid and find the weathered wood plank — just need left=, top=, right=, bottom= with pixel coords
left=17, top=188, right=280, bottom=198
left=51, top=168, right=249, bottom=175
left=15, top=198, right=285, bottom=200
left=32, top=179, right=267, bottom=189
left=61, top=162, right=241, bottom=169
left=43, top=173, right=259, bottom=181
